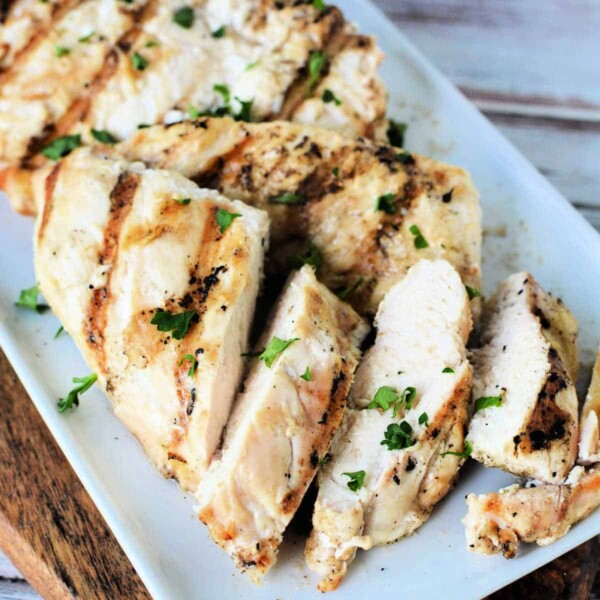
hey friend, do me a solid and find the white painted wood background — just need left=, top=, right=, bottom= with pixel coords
left=1, top=0, right=599, bottom=597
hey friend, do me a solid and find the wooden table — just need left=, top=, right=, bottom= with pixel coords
left=1, top=0, right=599, bottom=597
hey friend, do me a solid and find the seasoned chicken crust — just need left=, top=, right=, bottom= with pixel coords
left=34, top=147, right=269, bottom=490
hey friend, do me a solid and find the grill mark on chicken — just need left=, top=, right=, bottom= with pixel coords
left=86, top=171, right=138, bottom=372
left=36, top=161, right=62, bottom=244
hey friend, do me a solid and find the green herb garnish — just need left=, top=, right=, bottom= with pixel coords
left=409, top=224, right=428, bottom=249
left=175, top=197, right=191, bottom=205
left=216, top=208, right=241, bottom=233
left=332, top=166, right=339, bottom=177
left=474, top=395, right=503, bottom=413
left=342, top=470, right=366, bottom=492
left=367, top=386, right=399, bottom=411
left=387, top=119, right=407, bottom=147
left=442, top=367, right=455, bottom=374
left=269, top=192, right=303, bottom=205
left=381, top=421, right=414, bottom=451
left=395, top=151, right=415, bottom=165
left=54, top=325, right=64, bottom=339
left=336, top=277, right=364, bottom=300
left=173, top=6, right=194, bottom=28
left=441, top=440, right=473, bottom=458
left=418, top=412, right=429, bottom=427
left=41, top=134, right=81, bottom=161
left=131, top=52, right=148, bottom=71
left=234, top=97, right=253, bottom=122
left=57, top=373, right=97, bottom=413
left=286, top=242, right=323, bottom=272
left=300, top=366, right=311, bottom=381
left=259, top=336, right=299, bottom=368
left=178, top=353, right=197, bottom=377
left=322, top=89, right=342, bottom=105
left=312, top=0, right=326, bottom=10
left=78, top=31, right=95, bottom=43
left=91, top=129, right=117, bottom=144
left=212, top=25, right=226, bottom=38
left=375, top=193, right=396, bottom=214
left=401, top=386, right=416, bottom=410
left=306, top=50, right=326, bottom=95
left=465, top=285, right=480, bottom=300
left=15, top=285, right=48, bottom=312
left=150, top=309, right=197, bottom=340
left=55, top=46, right=70, bottom=57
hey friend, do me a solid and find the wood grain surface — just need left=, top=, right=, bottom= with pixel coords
left=1, top=0, right=599, bottom=598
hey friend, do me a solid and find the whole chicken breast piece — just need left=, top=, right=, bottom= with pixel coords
left=463, top=466, right=600, bottom=558
left=196, top=266, right=368, bottom=582
left=467, top=273, right=579, bottom=484
left=34, top=147, right=269, bottom=491
left=305, top=259, right=473, bottom=592
left=118, top=118, right=482, bottom=316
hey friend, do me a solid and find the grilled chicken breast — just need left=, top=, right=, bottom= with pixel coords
left=0, top=0, right=386, bottom=214
left=118, top=118, right=481, bottom=316
left=305, top=259, right=473, bottom=592
left=463, top=466, right=600, bottom=558
left=579, top=348, right=600, bottom=465
left=467, top=273, right=579, bottom=484
left=34, top=147, right=269, bottom=491
left=196, top=266, right=368, bottom=581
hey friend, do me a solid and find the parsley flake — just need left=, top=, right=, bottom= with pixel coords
left=336, top=277, right=364, bottom=300
left=55, top=45, right=70, bottom=57
left=178, top=353, right=197, bottom=377
left=259, top=336, right=299, bottom=368
left=387, top=119, right=407, bottom=147
left=332, top=166, right=340, bottom=177
left=91, top=129, right=117, bottom=144
left=367, top=386, right=399, bottom=411
left=441, top=440, right=473, bottom=458
left=312, top=0, right=326, bottom=10
left=409, top=224, right=429, bottom=249
left=401, top=386, right=416, bottom=410
left=418, top=412, right=429, bottom=427
left=300, top=366, right=311, bottom=381
left=306, top=50, right=326, bottom=95
left=234, top=97, right=253, bottom=122
left=173, top=6, right=194, bottom=28
left=322, top=89, right=342, bottom=105
left=212, top=25, right=227, bottom=38
left=150, top=309, right=197, bottom=340
left=375, top=193, right=396, bottom=214
left=216, top=208, right=241, bottom=233
left=395, top=151, right=415, bottom=165
left=465, top=285, right=480, bottom=300
left=78, top=31, right=95, bottom=43
left=381, top=421, right=414, bottom=451
left=269, top=192, right=303, bottom=205
left=15, top=285, right=48, bottom=312
left=54, top=325, right=65, bottom=339
left=57, top=373, right=97, bottom=413
left=131, top=52, right=148, bottom=71
left=41, top=134, right=81, bottom=161
left=474, top=395, right=503, bottom=413
left=175, top=197, right=191, bottom=205
left=442, top=367, right=455, bottom=374
left=287, top=242, right=323, bottom=272
left=342, top=470, right=366, bottom=492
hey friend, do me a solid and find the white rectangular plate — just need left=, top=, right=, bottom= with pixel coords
left=1, top=1, right=599, bottom=598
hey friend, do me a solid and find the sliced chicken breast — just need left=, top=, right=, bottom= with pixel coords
left=579, top=347, right=600, bottom=465
left=463, top=466, right=600, bottom=558
left=467, top=273, right=579, bottom=484
left=118, top=118, right=481, bottom=316
left=196, top=266, right=368, bottom=581
left=34, top=147, right=269, bottom=491
left=305, top=259, right=473, bottom=592
left=1, top=0, right=386, bottom=214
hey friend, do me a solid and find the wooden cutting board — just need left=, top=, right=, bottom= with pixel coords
left=0, top=347, right=597, bottom=599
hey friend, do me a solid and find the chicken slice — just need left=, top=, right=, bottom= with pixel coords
left=467, top=272, right=579, bottom=483
left=305, top=259, right=473, bottom=592
left=196, top=266, right=368, bottom=582
left=578, top=347, right=600, bottom=465
left=118, top=118, right=482, bottom=316
left=34, top=147, right=269, bottom=491
left=463, top=466, right=600, bottom=558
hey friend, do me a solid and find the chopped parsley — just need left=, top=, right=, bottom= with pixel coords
left=216, top=208, right=241, bottom=233
left=465, top=285, right=480, bottom=300
left=387, top=119, right=407, bottom=147
left=173, top=6, right=195, bottom=28
left=336, top=277, right=364, bottom=301
left=78, top=31, right=95, bottom=43
left=306, top=50, right=326, bottom=95
left=401, top=386, right=416, bottom=410
left=322, top=89, right=342, bottom=105
left=235, top=97, right=253, bottom=122
left=212, top=25, right=227, bottom=38
left=259, top=336, right=299, bottom=368
left=137, top=123, right=150, bottom=129
left=395, top=151, right=415, bottom=165
left=214, top=83, right=231, bottom=106
left=54, top=45, right=70, bottom=57
left=54, top=325, right=65, bottom=339
left=15, top=285, right=48, bottom=312
left=145, top=39, right=159, bottom=48
left=375, top=193, right=396, bottom=214
left=131, top=52, right=148, bottom=71
left=312, top=0, right=326, bottom=10
left=91, top=129, right=117, bottom=144
left=442, top=367, right=455, bottom=374
left=367, top=386, right=399, bottom=411
left=320, top=453, right=331, bottom=465
left=178, top=353, right=197, bottom=377
left=474, top=395, right=503, bottom=413
left=188, top=105, right=200, bottom=119
left=57, top=373, right=97, bottom=413
left=342, top=470, right=366, bottom=492
left=300, top=366, right=311, bottom=381
left=409, top=224, right=429, bottom=249
left=175, top=197, right=191, bottom=205
left=381, top=421, right=414, bottom=451
left=41, top=134, right=81, bottom=161
left=418, top=412, right=429, bottom=427
left=150, top=309, right=197, bottom=340
left=441, top=440, right=473, bottom=458
left=245, top=60, right=259, bottom=71
left=269, top=192, right=303, bottom=205
left=190, top=85, right=253, bottom=121
left=332, top=166, right=340, bottom=177
left=286, top=242, right=323, bottom=272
